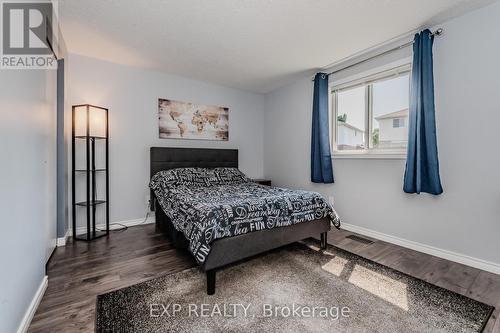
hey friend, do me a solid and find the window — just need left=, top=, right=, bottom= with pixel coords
left=393, top=118, right=405, bottom=128
left=331, top=65, right=410, bottom=156
left=335, top=86, right=366, bottom=150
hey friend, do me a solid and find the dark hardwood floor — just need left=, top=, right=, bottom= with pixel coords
left=29, top=224, right=196, bottom=332
left=29, top=224, right=500, bottom=332
left=328, top=231, right=500, bottom=333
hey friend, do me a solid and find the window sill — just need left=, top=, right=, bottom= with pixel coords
left=333, top=150, right=406, bottom=160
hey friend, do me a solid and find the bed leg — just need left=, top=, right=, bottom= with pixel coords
left=320, top=232, right=328, bottom=250
left=207, top=270, right=216, bottom=295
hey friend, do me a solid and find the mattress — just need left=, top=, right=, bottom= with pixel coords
left=150, top=167, right=340, bottom=264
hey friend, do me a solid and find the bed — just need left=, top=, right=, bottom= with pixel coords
left=150, top=147, right=340, bottom=295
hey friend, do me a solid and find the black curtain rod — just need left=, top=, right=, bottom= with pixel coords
left=313, top=28, right=443, bottom=80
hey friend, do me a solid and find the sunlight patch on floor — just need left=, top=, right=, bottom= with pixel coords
left=321, top=255, right=349, bottom=276
left=348, top=264, right=409, bottom=311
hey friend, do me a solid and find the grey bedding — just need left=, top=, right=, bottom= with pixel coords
left=150, top=167, right=340, bottom=264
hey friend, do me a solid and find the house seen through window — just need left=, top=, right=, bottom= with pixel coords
left=332, top=65, right=410, bottom=153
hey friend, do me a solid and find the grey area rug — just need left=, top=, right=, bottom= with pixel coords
left=96, top=241, right=493, bottom=333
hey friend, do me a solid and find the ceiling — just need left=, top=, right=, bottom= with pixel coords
left=58, top=0, right=495, bottom=93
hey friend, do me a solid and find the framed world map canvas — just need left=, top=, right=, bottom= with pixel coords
left=158, top=98, right=229, bottom=141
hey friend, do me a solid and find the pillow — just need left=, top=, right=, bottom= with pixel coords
left=207, top=167, right=251, bottom=186
left=150, top=168, right=209, bottom=189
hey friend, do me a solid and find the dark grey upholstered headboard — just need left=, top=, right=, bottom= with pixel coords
left=150, top=147, right=238, bottom=177
left=149, top=147, right=239, bottom=210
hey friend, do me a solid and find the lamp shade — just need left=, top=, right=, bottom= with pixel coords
left=74, top=105, right=107, bottom=137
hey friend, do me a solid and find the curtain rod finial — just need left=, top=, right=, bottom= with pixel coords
left=434, top=28, right=443, bottom=36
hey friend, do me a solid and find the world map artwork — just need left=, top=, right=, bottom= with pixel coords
left=158, top=98, right=229, bottom=141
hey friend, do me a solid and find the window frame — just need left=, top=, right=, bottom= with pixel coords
left=330, top=63, right=411, bottom=159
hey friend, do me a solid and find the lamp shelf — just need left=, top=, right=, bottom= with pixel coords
left=75, top=200, right=107, bottom=207
left=74, top=135, right=107, bottom=140
left=74, top=230, right=108, bottom=241
left=72, top=104, right=109, bottom=242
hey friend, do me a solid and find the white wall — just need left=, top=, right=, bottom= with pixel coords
left=68, top=54, right=265, bottom=227
left=0, top=69, right=57, bottom=332
left=264, top=2, right=500, bottom=270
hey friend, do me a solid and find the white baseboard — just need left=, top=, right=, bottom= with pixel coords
left=341, top=223, right=500, bottom=275
left=65, top=215, right=155, bottom=242
left=56, top=236, right=66, bottom=246
left=56, top=228, right=71, bottom=247
left=16, top=276, right=48, bottom=333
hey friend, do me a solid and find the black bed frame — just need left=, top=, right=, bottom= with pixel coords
left=150, top=147, right=330, bottom=295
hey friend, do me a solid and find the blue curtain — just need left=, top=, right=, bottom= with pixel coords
left=311, top=73, right=334, bottom=183
left=403, top=29, right=443, bottom=195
